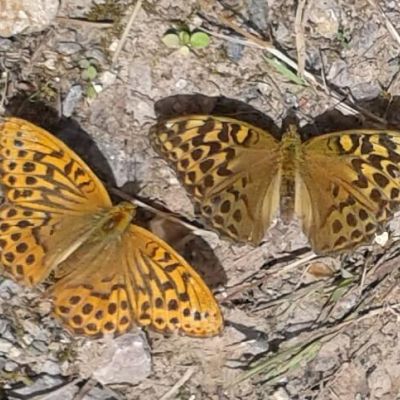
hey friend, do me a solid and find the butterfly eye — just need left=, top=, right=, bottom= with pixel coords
left=102, top=218, right=117, bottom=232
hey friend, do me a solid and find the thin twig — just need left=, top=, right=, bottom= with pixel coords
left=294, top=0, right=308, bottom=77
left=223, top=252, right=317, bottom=300
left=35, top=378, right=82, bottom=400
left=159, top=367, right=196, bottom=400
left=56, top=16, right=114, bottom=28
left=112, top=0, right=144, bottom=66
left=0, top=69, right=9, bottom=112
left=110, top=187, right=217, bottom=238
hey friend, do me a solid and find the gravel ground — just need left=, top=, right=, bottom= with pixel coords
left=1, top=0, right=400, bottom=399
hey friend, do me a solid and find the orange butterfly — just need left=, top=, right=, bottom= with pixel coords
left=151, top=115, right=400, bottom=254
left=0, top=117, right=223, bottom=337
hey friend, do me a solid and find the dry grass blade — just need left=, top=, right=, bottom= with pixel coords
left=230, top=338, right=322, bottom=386
left=110, top=187, right=217, bottom=238
left=199, top=2, right=387, bottom=124
left=56, top=16, right=114, bottom=28
left=159, top=367, right=196, bottom=400
left=368, top=0, right=400, bottom=47
left=112, top=0, right=144, bottom=66
left=231, top=303, right=399, bottom=385
left=294, top=0, right=308, bottom=77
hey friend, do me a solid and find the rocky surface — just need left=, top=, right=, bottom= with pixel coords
left=0, top=0, right=59, bottom=38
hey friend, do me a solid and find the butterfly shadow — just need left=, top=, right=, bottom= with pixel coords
left=5, top=96, right=117, bottom=187
left=300, top=95, right=400, bottom=139
left=119, top=183, right=228, bottom=289
left=155, top=93, right=400, bottom=140
left=154, top=93, right=281, bottom=139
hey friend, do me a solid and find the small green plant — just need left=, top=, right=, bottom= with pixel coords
left=336, top=26, right=351, bottom=47
left=28, top=81, right=58, bottom=103
left=162, top=28, right=210, bottom=55
left=79, top=59, right=99, bottom=98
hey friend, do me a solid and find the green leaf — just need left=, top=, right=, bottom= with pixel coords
left=78, top=59, right=90, bottom=69
left=330, top=277, right=354, bottom=302
left=178, top=46, right=190, bottom=56
left=81, top=65, right=97, bottom=81
left=263, top=55, right=307, bottom=86
left=161, top=33, right=181, bottom=48
left=231, top=339, right=322, bottom=386
left=178, top=30, right=190, bottom=46
left=190, top=31, right=210, bottom=48
left=85, top=83, right=97, bottom=98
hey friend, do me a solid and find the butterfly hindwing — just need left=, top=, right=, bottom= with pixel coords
left=151, top=115, right=281, bottom=244
left=297, top=130, right=400, bottom=253
left=51, top=219, right=223, bottom=337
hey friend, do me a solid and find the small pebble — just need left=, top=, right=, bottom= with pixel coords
left=31, top=340, right=48, bottom=353
left=56, top=42, right=82, bottom=56
left=4, top=361, right=18, bottom=372
left=0, top=339, right=13, bottom=354
left=39, top=360, right=61, bottom=376
left=62, top=85, right=83, bottom=117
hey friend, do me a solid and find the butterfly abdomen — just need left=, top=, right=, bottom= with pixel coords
left=279, top=126, right=303, bottom=223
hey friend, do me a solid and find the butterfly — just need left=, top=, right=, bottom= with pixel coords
left=0, top=117, right=223, bottom=337
left=150, top=115, right=400, bottom=254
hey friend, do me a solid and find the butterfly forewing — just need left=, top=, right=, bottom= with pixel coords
left=0, top=118, right=112, bottom=285
left=0, top=118, right=112, bottom=213
left=297, top=130, right=400, bottom=253
left=151, top=115, right=281, bottom=244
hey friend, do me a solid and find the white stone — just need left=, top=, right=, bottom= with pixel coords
left=374, top=231, right=389, bottom=247
left=0, top=0, right=59, bottom=38
left=79, top=332, right=152, bottom=385
left=307, top=0, right=340, bottom=39
left=39, top=360, right=61, bottom=376
left=272, top=387, right=291, bottom=400
left=99, top=71, right=117, bottom=88
left=62, top=85, right=83, bottom=117
left=368, top=367, right=392, bottom=397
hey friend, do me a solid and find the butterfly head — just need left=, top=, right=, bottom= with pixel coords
left=100, top=201, right=137, bottom=236
left=281, top=124, right=302, bottom=145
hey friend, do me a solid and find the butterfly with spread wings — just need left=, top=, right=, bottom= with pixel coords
left=0, top=117, right=223, bottom=337
left=151, top=115, right=400, bottom=254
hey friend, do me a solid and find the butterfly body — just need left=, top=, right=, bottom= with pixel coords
left=279, top=125, right=303, bottom=223
left=95, top=202, right=135, bottom=238
left=0, top=117, right=223, bottom=337
left=151, top=115, right=400, bottom=254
